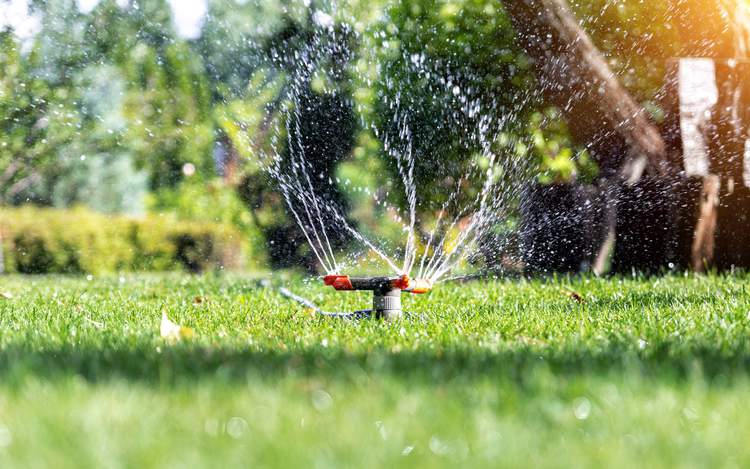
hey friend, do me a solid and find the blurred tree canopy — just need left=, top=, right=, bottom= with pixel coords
left=1, top=0, right=746, bottom=268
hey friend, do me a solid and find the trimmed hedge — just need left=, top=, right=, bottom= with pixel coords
left=0, top=207, right=245, bottom=274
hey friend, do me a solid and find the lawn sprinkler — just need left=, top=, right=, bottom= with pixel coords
left=322, top=274, right=433, bottom=320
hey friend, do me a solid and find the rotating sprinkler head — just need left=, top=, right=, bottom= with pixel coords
left=323, top=274, right=433, bottom=320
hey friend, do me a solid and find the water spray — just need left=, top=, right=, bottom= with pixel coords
left=260, top=19, right=522, bottom=314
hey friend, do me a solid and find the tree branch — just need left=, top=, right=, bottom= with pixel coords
left=503, top=0, right=669, bottom=181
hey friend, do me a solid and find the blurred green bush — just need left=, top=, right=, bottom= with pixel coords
left=0, top=207, right=245, bottom=274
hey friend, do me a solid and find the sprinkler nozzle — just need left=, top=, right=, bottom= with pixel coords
left=403, top=278, right=433, bottom=294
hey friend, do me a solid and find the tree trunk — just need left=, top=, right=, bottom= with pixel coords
left=502, top=0, right=668, bottom=180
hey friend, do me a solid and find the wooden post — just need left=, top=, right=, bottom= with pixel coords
left=659, top=58, right=716, bottom=271
left=692, top=175, right=720, bottom=272
left=662, top=58, right=750, bottom=272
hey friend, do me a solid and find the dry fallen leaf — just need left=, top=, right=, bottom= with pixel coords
left=160, top=311, right=195, bottom=340
left=193, top=296, right=208, bottom=306
left=562, top=288, right=585, bottom=303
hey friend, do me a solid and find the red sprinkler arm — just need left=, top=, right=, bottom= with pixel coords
left=323, top=274, right=355, bottom=291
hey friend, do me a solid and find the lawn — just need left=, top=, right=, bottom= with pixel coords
left=0, top=273, right=749, bottom=468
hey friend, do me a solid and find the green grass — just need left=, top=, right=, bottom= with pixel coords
left=1, top=273, right=749, bottom=467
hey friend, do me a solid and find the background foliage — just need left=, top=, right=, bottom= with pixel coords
left=0, top=0, right=742, bottom=271
left=0, top=206, right=245, bottom=273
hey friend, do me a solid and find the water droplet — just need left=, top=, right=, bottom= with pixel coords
left=311, top=389, right=333, bottom=411
left=226, top=417, right=247, bottom=439
left=574, top=397, right=591, bottom=420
